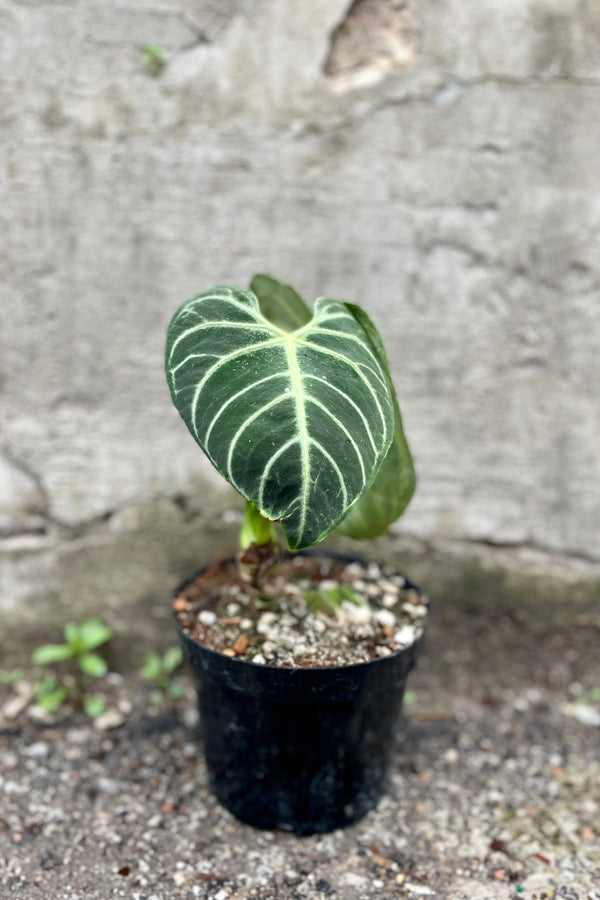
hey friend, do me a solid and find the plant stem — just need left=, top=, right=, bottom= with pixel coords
left=237, top=501, right=281, bottom=594
left=239, top=500, right=278, bottom=550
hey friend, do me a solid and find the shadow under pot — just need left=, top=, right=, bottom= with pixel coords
left=173, top=559, right=429, bottom=836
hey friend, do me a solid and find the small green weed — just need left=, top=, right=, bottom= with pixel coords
left=569, top=682, right=600, bottom=705
left=140, top=647, right=184, bottom=705
left=32, top=618, right=112, bottom=717
left=83, top=695, right=107, bottom=718
left=0, top=668, right=23, bottom=685
left=140, top=43, right=170, bottom=76
left=33, top=618, right=112, bottom=677
left=305, top=584, right=366, bottom=617
left=34, top=674, right=68, bottom=713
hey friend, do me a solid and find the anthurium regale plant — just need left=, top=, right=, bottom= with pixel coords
left=164, top=274, right=426, bottom=835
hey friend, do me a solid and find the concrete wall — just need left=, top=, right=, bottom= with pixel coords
left=2, top=0, right=600, bottom=625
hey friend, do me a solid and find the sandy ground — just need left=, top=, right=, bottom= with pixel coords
left=1, top=570, right=599, bottom=900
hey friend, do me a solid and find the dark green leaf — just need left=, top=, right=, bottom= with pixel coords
left=249, top=273, right=312, bottom=332
left=336, top=303, right=416, bottom=538
left=166, top=286, right=394, bottom=549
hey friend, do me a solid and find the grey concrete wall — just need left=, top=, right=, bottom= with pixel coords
left=2, top=0, right=600, bottom=625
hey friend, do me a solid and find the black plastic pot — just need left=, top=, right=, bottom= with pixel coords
left=174, top=558, right=428, bottom=835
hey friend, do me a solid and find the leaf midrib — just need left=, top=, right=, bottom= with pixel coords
left=284, top=333, right=310, bottom=544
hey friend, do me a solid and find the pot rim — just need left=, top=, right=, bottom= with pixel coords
left=173, top=549, right=431, bottom=675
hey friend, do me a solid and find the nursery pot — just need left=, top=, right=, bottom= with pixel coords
left=174, top=558, right=428, bottom=835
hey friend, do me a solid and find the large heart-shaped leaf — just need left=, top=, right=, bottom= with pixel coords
left=165, top=286, right=394, bottom=549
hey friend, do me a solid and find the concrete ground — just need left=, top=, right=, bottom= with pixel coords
left=1, top=563, right=599, bottom=900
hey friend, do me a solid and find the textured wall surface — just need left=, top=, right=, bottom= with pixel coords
left=2, top=0, right=600, bottom=622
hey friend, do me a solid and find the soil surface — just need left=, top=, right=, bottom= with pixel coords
left=174, top=554, right=428, bottom=667
left=1, top=570, right=599, bottom=900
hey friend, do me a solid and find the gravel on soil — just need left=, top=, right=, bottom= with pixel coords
left=174, top=556, right=429, bottom=667
left=1, top=583, right=599, bottom=900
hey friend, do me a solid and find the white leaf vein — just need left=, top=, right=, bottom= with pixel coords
left=226, top=394, right=293, bottom=490
left=309, top=438, right=348, bottom=508
left=296, top=339, right=389, bottom=438
left=257, top=436, right=300, bottom=510
left=302, top=374, right=378, bottom=454
left=203, top=372, right=289, bottom=450
left=285, top=335, right=310, bottom=545
left=169, top=320, right=278, bottom=365
left=189, top=337, right=283, bottom=440
left=305, top=395, right=366, bottom=485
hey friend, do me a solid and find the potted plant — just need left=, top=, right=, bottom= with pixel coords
left=165, top=274, right=429, bottom=834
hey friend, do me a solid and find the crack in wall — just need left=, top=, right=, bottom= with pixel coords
left=176, top=10, right=213, bottom=52
left=1, top=499, right=599, bottom=573
left=475, top=537, right=600, bottom=568
left=0, top=492, right=234, bottom=543
left=295, top=69, right=600, bottom=158
left=0, top=446, right=49, bottom=537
